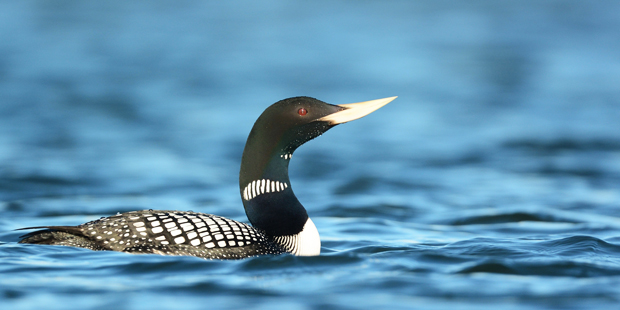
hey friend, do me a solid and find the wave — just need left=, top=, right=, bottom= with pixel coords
left=445, top=211, right=578, bottom=226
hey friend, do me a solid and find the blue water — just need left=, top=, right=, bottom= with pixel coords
left=1, top=1, right=620, bottom=309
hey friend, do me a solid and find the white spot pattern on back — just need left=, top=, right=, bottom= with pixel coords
left=242, top=179, right=288, bottom=201
left=71, top=210, right=280, bottom=259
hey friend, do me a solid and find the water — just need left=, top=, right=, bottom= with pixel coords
left=1, top=1, right=620, bottom=309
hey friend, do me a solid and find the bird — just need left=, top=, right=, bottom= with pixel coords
left=18, top=96, right=397, bottom=259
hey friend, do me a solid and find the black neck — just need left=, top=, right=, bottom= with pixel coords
left=239, top=125, right=308, bottom=237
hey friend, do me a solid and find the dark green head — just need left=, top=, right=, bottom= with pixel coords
left=240, top=97, right=343, bottom=183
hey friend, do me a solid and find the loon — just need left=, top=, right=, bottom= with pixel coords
left=18, top=96, right=396, bottom=259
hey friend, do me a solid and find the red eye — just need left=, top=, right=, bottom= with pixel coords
left=298, top=108, right=307, bottom=116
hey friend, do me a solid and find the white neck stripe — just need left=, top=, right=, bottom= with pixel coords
left=280, top=154, right=292, bottom=160
left=243, top=179, right=288, bottom=201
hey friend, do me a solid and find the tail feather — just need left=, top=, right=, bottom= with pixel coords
left=17, top=226, right=104, bottom=250
left=17, top=226, right=85, bottom=236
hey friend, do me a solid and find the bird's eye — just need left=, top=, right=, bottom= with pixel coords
left=298, top=108, right=307, bottom=116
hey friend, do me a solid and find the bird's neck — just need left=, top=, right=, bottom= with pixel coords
left=239, top=133, right=308, bottom=237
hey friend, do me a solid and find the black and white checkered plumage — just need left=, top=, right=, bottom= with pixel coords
left=20, top=210, right=285, bottom=259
